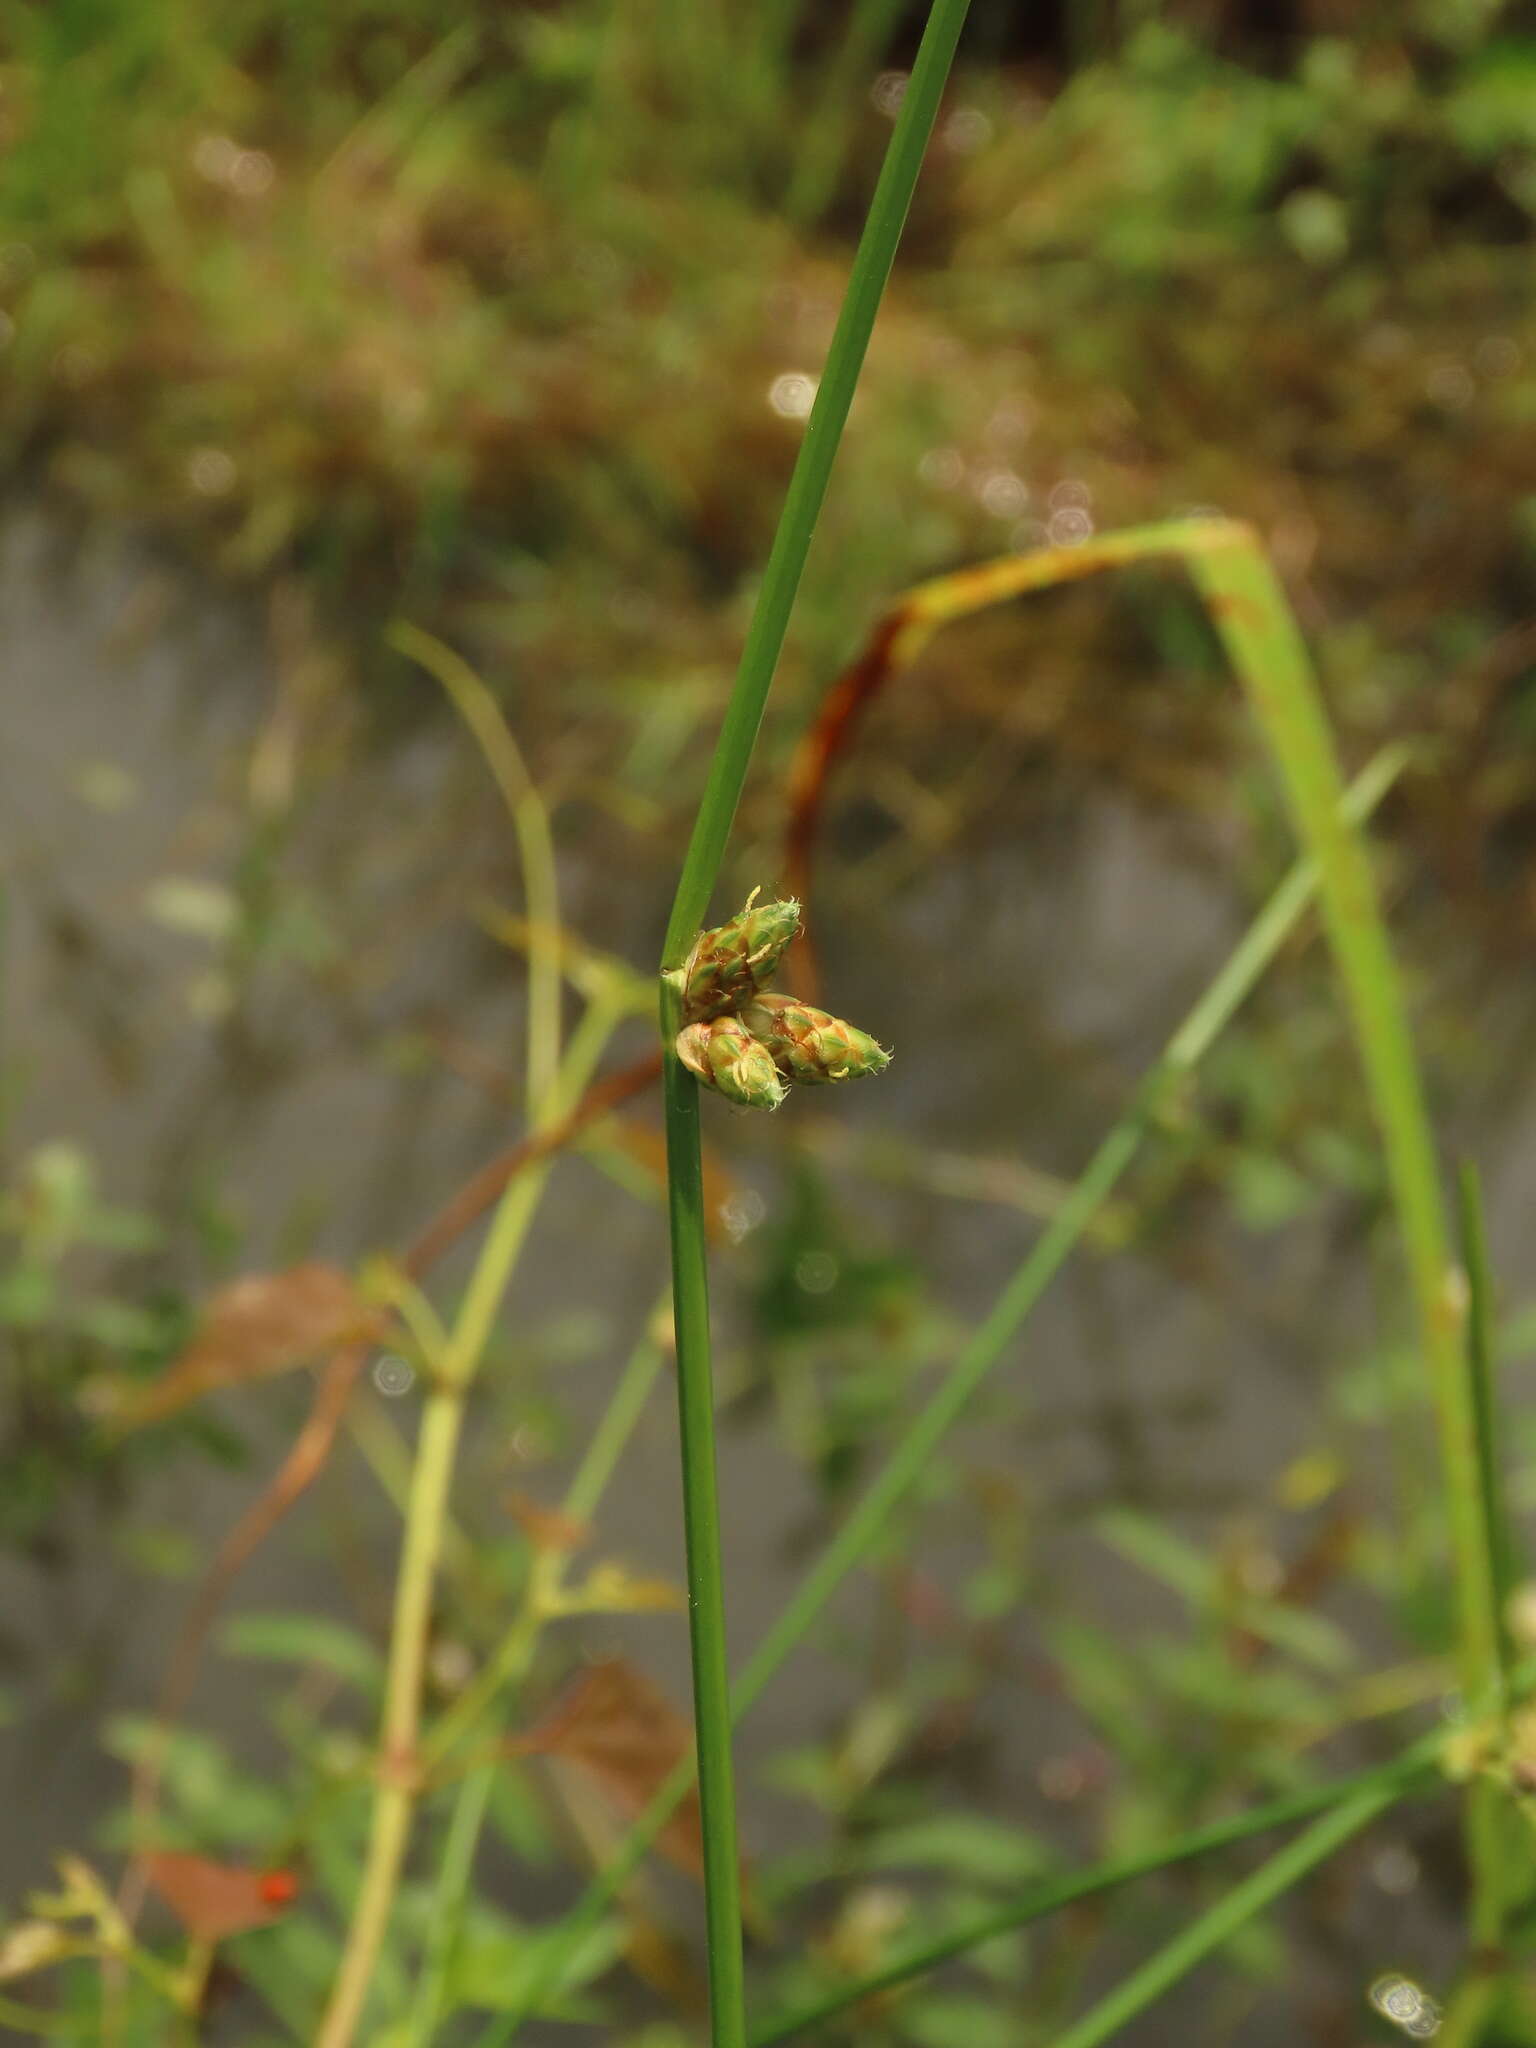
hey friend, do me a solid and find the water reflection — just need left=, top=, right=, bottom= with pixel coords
left=1369, top=1971, right=1441, bottom=2037
left=768, top=372, right=818, bottom=421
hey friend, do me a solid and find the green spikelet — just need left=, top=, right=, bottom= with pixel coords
left=745, top=994, right=891, bottom=1085
left=675, top=1015, right=787, bottom=1111
left=678, top=889, right=802, bottom=1022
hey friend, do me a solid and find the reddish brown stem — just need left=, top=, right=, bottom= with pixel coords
left=781, top=609, right=912, bottom=1005
left=402, top=1050, right=661, bottom=1277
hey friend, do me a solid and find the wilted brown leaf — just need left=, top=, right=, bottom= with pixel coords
left=144, top=1852, right=301, bottom=1942
left=510, top=1658, right=703, bottom=1880
left=116, top=1264, right=379, bottom=1427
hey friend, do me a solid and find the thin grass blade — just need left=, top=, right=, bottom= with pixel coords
left=657, top=8, right=972, bottom=2045
left=1046, top=1767, right=1424, bottom=2048
left=748, top=1741, right=1439, bottom=2046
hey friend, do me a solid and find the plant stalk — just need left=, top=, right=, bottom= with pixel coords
left=315, top=1387, right=465, bottom=2048
left=479, top=749, right=1405, bottom=2048
left=660, top=0, right=973, bottom=968
left=655, top=6, right=971, bottom=2044
left=662, top=992, right=748, bottom=2048
left=750, top=1738, right=1440, bottom=2046
left=317, top=1000, right=617, bottom=2048
left=1048, top=1764, right=1424, bottom=2048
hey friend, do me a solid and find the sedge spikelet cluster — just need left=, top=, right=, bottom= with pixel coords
left=679, top=888, right=802, bottom=1021
left=675, top=1015, right=787, bottom=1111
left=744, top=994, right=890, bottom=1085
left=668, top=892, right=889, bottom=1110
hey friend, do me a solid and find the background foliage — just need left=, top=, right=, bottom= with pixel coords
left=3, top=2, right=1536, bottom=2043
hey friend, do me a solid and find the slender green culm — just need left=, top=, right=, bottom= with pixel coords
left=1188, top=537, right=1498, bottom=1696
left=656, top=9, right=971, bottom=2046
left=748, top=1742, right=1437, bottom=2047
left=1187, top=532, right=1505, bottom=1950
left=660, top=0, right=973, bottom=970
left=476, top=748, right=1405, bottom=2048
left=661, top=1035, right=748, bottom=2048
left=1045, top=1758, right=1431, bottom=2048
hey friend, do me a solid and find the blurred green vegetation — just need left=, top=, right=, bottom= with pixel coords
left=2, top=3, right=1533, bottom=881
left=4, top=4, right=1536, bottom=2044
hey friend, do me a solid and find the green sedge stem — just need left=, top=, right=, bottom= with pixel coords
left=476, top=748, right=1405, bottom=2048
left=663, top=999, right=748, bottom=2048
left=388, top=622, right=563, bottom=1112
left=1046, top=1761, right=1429, bottom=2048
left=1189, top=540, right=1499, bottom=1684
left=661, top=0, right=973, bottom=968
left=656, top=7, right=971, bottom=2044
left=1187, top=533, right=1506, bottom=1952
left=750, top=1740, right=1440, bottom=2047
